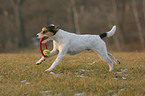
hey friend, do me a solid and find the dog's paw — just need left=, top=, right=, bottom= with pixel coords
left=36, top=62, right=41, bottom=65
left=109, top=67, right=113, bottom=72
left=117, top=60, right=120, bottom=64
left=109, top=69, right=113, bottom=72
left=36, top=59, right=45, bottom=65
left=115, top=60, right=120, bottom=65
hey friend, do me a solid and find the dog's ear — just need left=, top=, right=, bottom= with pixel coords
left=55, top=25, right=60, bottom=31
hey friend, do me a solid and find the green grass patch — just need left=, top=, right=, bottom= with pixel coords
left=0, top=52, right=145, bottom=96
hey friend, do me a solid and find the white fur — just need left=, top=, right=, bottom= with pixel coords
left=36, top=25, right=120, bottom=72
left=107, top=25, right=116, bottom=37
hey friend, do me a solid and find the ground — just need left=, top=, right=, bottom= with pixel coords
left=0, top=51, right=145, bottom=96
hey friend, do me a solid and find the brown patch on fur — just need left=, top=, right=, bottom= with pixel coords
left=42, top=27, right=47, bottom=31
left=41, top=27, right=54, bottom=37
left=55, top=25, right=60, bottom=32
left=41, top=27, right=47, bottom=34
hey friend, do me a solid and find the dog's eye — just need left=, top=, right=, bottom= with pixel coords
left=43, top=31, right=46, bottom=34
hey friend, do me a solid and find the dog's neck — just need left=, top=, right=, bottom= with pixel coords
left=52, top=29, right=71, bottom=42
left=52, top=29, right=65, bottom=41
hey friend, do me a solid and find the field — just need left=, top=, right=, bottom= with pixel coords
left=0, top=51, right=145, bottom=96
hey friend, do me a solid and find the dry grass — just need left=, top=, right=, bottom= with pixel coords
left=0, top=51, right=145, bottom=96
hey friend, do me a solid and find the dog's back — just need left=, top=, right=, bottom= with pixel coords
left=55, top=29, right=105, bottom=55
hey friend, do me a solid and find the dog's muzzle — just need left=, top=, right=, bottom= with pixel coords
left=36, top=33, right=49, bottom=42
left=36, top=33, right=44, bottom=39
left=36, top=33, right=42, bottom=39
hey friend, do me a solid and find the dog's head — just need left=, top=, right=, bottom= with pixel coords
left=36, top=24, right=60, bottom=42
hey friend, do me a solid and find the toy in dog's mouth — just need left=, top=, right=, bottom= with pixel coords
left=39, top=36, right=49, bottom=43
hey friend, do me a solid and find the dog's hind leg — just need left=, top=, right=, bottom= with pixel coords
left=92, top=45, right=114, bottom=72
left=108, top=53, right=120, bottom=64
left=99, top=53, right=114, bottom=72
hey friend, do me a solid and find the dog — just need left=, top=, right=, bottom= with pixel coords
left=36, top=24, right=120, bottom=72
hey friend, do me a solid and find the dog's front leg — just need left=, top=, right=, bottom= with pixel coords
left=45, top=46, right=68, bottom=72
left=36, top=49, right=58, bottom=65
left=36, top=56, right=45, bottom=65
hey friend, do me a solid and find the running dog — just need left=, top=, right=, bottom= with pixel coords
left=36, top=24, right=120, bottom=72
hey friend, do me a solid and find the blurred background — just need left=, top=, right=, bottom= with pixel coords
left=0, top=0, right=145, bottom=52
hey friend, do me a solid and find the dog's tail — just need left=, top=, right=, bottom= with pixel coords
left=99, top=25, right=116, bottom=39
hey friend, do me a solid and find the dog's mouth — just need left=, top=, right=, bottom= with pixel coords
left=41, top=36, right=49, bottom=41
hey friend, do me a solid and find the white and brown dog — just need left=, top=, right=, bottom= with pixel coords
left=36, top=24, right=120, bottom=72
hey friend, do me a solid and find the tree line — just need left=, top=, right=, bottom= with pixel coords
left=0, top=0, right=144, bottom=52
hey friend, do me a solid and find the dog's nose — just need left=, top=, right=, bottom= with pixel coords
left=36, top=34, right=39, bottom=37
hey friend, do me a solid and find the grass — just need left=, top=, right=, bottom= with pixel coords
left=0, top=51, right=145, bottom=96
